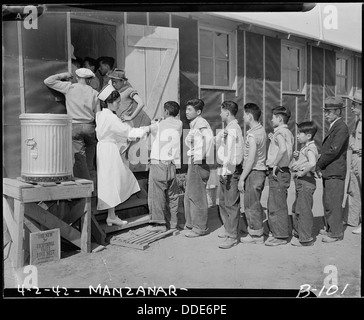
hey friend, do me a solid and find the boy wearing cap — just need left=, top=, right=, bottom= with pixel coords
left=238, top=103, right=267, bottom=244
left=108, top=69, right=145, bottom=123
left=317, top=96, right=349, bottom=243
left=44, top=68, right=100, bottom=180
left=290, top=121, right=319, bottom=247
left=347, top=89, right=362, bottom=234
left=265, top=106, right=294, bottom=246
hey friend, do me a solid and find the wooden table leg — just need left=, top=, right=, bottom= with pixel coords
left=81, top=196, right=91, bottom=252
left=13, top=199, right=25, bottom=269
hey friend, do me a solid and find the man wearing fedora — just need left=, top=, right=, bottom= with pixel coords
left=44, top=68, right=100, bottom=180
left=317, top=96, right=349, bottom=243
left=347, top=89, right=362, bottom=234
left=108, top=68, right=145, bottom=123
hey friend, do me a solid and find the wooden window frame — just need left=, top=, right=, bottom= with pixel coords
left=198, top=25, right=236, bottom=91
left=335, top=52, right=353, bottom=98
left=281, top=40, right=307, bottom=95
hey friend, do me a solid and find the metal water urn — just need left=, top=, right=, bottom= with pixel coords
left=20, top=113, right=73, bottom=182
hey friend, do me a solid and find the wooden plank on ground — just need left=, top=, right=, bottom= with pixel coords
left=110, top=239, right=149, bottom=250
left=24, top=203, right=82, bottom=249
left=110, top=228, right=179, bottom=250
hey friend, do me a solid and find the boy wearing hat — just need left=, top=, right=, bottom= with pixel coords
left=265, top=106, right=294, bottom=246
left=347, top=89, right=362, bottom=234
left=108, top=69, right=145, bottom=123
left=317, top=96, right=349, bottom=243
left=44, top=68, right=100, bottom=180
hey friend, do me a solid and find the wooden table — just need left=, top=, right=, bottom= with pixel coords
left=3, top=178, right=93, bottom=269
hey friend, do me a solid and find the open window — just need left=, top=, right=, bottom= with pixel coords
left=70, top=18, right=117, bottom=90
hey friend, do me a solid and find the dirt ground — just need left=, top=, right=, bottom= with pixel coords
left=4, top=178, right=361, bottom=297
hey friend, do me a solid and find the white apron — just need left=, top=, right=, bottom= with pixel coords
left=95, top=108, right=140, bottom=210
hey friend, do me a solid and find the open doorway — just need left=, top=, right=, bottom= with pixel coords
left=71, top=18, right=117, bottom=91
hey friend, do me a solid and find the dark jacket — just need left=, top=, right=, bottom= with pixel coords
left=317, top=118, right=349, bottom=180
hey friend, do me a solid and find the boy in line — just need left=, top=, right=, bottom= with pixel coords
left=265, top=106, right=294, bottom=246
left=216, top=101, right=244, bottom=249
left=238, top=103, right=267, bottom=244
left=290, top=121, right=319, bottom=246
left=184, top=99, right=214, bottom=238
left=144, top=101, right=183, bottom=232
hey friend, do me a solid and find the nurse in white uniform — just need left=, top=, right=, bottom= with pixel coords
left=96, top=85, right=146, bottom=226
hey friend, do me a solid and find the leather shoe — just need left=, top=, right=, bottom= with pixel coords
left=352, top=226, right=361, bottom=234
left=265, top=237, right=288, bottom=246
left=319, top=229, right=328, bottom=236
left=321, top=235, right=342, bottom=243
left=291, top=237, right=314, bottom=247
left=240, top=234, right=264, bottom=244
left=185, top=230, right=204, bottom=238
left=218, top=237, right=238, bottom=249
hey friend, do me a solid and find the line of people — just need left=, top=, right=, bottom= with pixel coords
left=131, top=94, right=361, bottom=249
left=44, top=63, right=361, bottom=248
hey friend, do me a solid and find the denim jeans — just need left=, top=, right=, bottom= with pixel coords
left=184, top=163, right=210, bottom=234
left=72, top=123, right=97, bottom=180
left=219, top=166, right=242, bottom=239
left=244, top=170, right=266, bottom=236
left=267, top=168, right=292, bottom=238
left=322, top=178, right=345, bottom=238
left=148, top=162, right=179, bottom=228
left=292, top=177, right=316, bottom=242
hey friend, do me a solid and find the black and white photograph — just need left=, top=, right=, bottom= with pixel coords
left=2, top=2, right=362, bottom=304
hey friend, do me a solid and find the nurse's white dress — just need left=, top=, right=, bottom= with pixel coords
left=96, top=108, right=141, bottom=210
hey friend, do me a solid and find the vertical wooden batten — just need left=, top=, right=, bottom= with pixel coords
left=309, top=45, right=313, bottom=121
left=17, top=21, right=25, bottom=114
left=66, top=12, right=72, bottom=73
left=262, top=35, right=266, bottom=128
left=243, top=30, right=247, bottom=135
left=322, top=48, right=326, bottom=138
